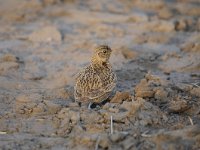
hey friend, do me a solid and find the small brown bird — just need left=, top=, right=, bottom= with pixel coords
left=74, top=45, right=117, bottom=108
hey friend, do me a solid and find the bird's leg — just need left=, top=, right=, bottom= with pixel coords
left=77, top=102, right=82, bottom=107
left=100, top=97, right=111, bottom=105
left=87, top=102, right=92, bottom=109
left=87, top=102, right=102, bottom=110
left=94, top=104, right=101, bottom=110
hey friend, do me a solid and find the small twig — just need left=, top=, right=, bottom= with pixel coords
left=191, top=83, right=200, bottom=88
left=110, top=115, right=113, bottom=135
left=188, top=116, right=194, bottom=125
left=95, top=135, right=100, bottom=150
left=141, top=130, right=153, bottom=138
left=0, top=131, right=7, bottom=135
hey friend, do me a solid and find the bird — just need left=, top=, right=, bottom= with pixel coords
left=74, top=45, right=117, bottom=109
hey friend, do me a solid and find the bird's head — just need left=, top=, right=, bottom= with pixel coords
left=93, top=45, right=112, bottom=63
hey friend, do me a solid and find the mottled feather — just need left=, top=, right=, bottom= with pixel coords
left=74, top=45, right=117, bottom=104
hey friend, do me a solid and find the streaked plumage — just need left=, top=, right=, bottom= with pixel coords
left=74, top=45, right=117, bottom=107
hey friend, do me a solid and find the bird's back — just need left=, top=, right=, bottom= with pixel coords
left=74, top=64, right=116, bottom=103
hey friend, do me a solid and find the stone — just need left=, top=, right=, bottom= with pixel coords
left=135, top=79, right=155, bottom=98
left=190, top=87, right=200, bottom=97
left=168, top=99, right=189, bottom=113
left=175, top=19, right=187, bottom=31
left=111, top=91, right=131, bottom=103
left=154, top=87, right=168, bottom=101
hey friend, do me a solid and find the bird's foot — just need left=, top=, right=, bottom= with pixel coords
left=87, top=102, right=101, bottom=110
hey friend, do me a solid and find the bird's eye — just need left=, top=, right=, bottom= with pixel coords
left=103, top=50, right=107, bottom=53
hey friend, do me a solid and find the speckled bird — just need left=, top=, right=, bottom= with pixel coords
left=74, top=45, right=117, bottom=108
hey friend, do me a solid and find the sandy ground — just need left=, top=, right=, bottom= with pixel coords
left=0, top=0, right=200, bottom=149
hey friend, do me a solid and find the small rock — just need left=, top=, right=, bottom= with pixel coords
left=168, top=98, right=189, bottom=113
left=145, top=73, right=161, bottom=83
left=190, top=87, right=200, bottom=97
left=119, top=100, right=144, bottom=117
left=135, top=79, right=155, bottom=98
left=175, top=19, right=188, bottom=31
left=120, top=101, right=134, bottom=111
left=175, top=83, right=192, bottom=92
left=111, top=91, right=131, bottom=103
left=135, top=90, right=154, bottom=98
left=135, top=73, right=168, bottom=99
left=154, top=87, right=168, bottom=101
left=29, top=26, right=62, bottom=43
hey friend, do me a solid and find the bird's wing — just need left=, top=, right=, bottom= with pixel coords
left=103, top=72, right=117, bottom=92
left=74, top=68, right=108, bottom=100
